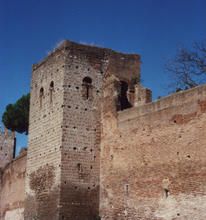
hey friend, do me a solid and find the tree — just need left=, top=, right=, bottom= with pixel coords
left=2, top=93, right=30, bottom=135
left=166, top=40, right=206, bottom=92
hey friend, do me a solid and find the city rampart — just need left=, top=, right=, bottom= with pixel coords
left=0, top=150, right=27, bottom=220
left=100, top=83, right=206, bottom=220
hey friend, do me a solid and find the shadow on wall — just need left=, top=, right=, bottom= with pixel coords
left=118, top=81, right=132, bottom=111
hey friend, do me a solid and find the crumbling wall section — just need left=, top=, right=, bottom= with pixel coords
left=0, top=150, right=26, bottom=220
left=100, top=84, right=206, bottom=220
left=0, top=129, right=15, bottom=169
left=25, top=40, right=141, bottom=219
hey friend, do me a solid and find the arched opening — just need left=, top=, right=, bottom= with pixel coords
left=39, top=87, right=44, bottom=108
left=82, top=77, right=92, bottom=100
left=49, top=81, right=54, bottom=103
left=118, top=81, right=132, bottom=111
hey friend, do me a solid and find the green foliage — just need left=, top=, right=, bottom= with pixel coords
left=2, top=93, right=30, bottom=135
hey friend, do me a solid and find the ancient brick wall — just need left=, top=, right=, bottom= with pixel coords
left=59, top=42, right=106, bottom=220
left=100, top=84, right=206, bottom=220
left=58, top=41, right=140, bottom=220
left=0, top=129, right=15, bottom=169
left=25, top=40, right=141, bottom=220
left=24, top=47, right=65, bottom=220
left=0, top=150, right=26, bottom=220
left=4, top=40, right=206, bottom=220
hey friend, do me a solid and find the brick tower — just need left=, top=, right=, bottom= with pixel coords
left=24, top=40, right=140, bottom=220
left=0, top=128, right=15, bottom=169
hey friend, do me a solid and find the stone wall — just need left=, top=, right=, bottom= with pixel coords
left=4, top=40, right=206, bottom=220
left=25, top=40, right=141, bottom=220
left=0, top=129, right=15, bottom=169
left=100, top=84, right=206, bottom=220
left=24, top=46, right=65, bottom=220
left=59, top=41, right=105, bottom=220
left=59, top=41, right=140, bottom=220
left=0, top=150, right=27, bottom=220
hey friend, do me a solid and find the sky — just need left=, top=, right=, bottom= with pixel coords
left=0, top=0, right=206, bottom=154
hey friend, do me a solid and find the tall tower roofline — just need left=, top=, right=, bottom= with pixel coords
left=32, top=39, right=141, bottom=71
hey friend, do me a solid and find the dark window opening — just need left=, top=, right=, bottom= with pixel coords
left=118, top=81, right=132, bottom=111
left=77, top=163, right=82, bottom=173
left=40, top=87, right=44, bottom=108
left=49, top=81, right=54, bottom=103
left=164, top=188, right=169, bottom=198
left=82, top=77, right=92, bottom=100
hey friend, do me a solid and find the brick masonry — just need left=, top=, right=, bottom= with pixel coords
left=0, top=129, right=15, bottom=169
left=24, top=40, right=140, bottom=220
left=24, top=45, right=65, bottom=220
left=100, top=84, right=206, bottom=220
left=1, top=40, right=206, bottom=220
left=0, top=149, right=26, bottom=220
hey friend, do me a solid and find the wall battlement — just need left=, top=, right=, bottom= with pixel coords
left=118, top=83, right=206, bottom=125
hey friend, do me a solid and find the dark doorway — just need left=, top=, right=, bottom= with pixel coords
left=82, top=77, right=92, bottom=100
left=118, top=81, right=132, bottom=111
